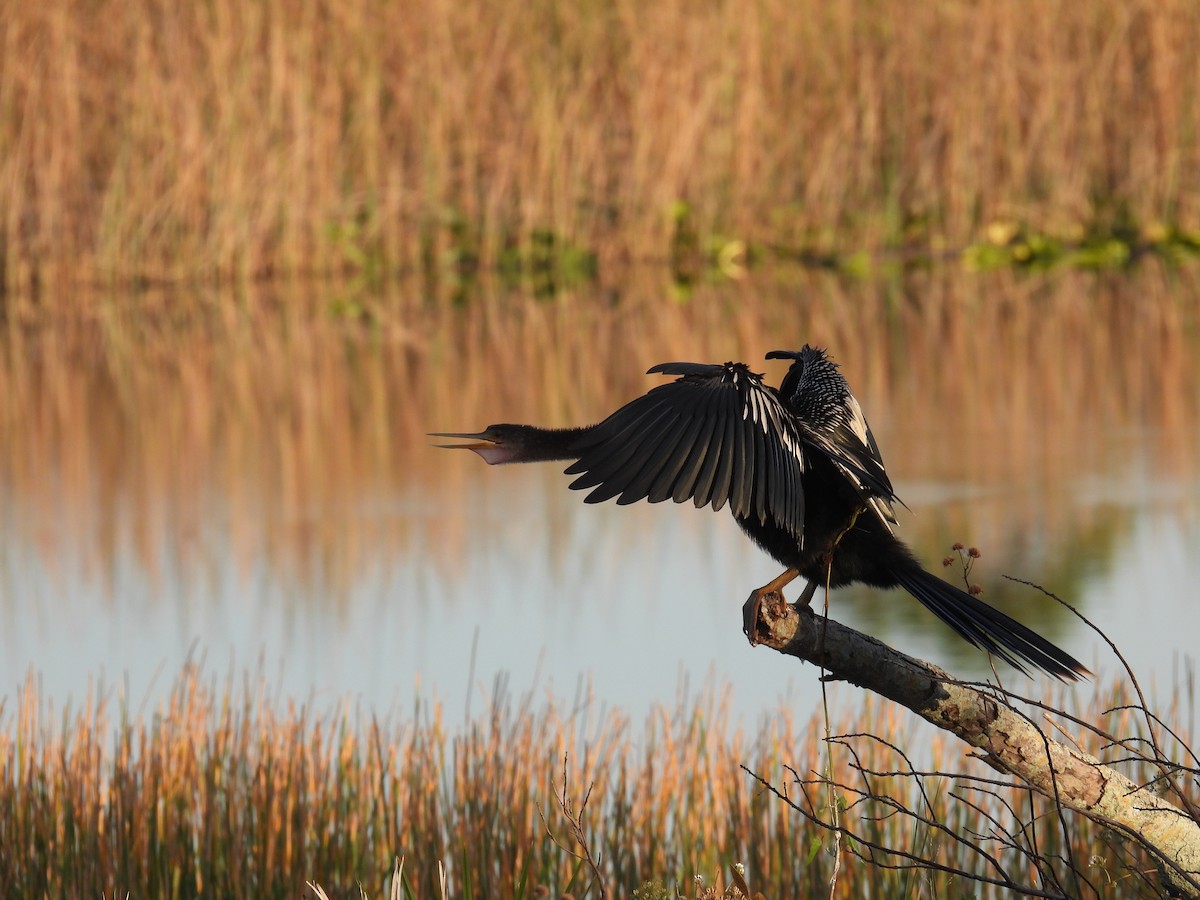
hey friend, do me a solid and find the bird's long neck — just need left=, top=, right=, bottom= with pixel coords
left=434, top=423, right=597, bottom=465
left=509, top=425, right=595, bottom=462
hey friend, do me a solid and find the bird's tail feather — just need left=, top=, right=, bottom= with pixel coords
left=890, top=566, right=1089, bottom=681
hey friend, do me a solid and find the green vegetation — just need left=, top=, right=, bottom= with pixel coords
left=963, top=219, right=1200, bottom=272
left=4, top=0, right=1200, bottom=293
left=1, top=665, right=1188, bottom=898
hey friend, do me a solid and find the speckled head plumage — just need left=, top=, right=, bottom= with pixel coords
left=766, top=346, right=851, bottom=430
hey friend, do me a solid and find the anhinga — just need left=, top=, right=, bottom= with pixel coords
left=433, top=346, right=1089, bottom=680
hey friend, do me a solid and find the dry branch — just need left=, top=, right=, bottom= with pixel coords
left=746, top=593, right=1200, bottom=897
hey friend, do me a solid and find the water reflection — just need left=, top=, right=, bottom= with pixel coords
left=1, top=266, right=1198, bottom=724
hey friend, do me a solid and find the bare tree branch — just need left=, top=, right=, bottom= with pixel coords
left=745, top=593, right=1200, bottom=897
left=538, top=754, right=607, bottom=899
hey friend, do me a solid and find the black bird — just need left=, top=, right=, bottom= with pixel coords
left=433, top=346, right=1088, bottom=680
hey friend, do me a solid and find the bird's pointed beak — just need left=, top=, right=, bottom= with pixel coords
left=428, top=429, right=514, bottom=464
left=428, top=429, right=498, bottom=450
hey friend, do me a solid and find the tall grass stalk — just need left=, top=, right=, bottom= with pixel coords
left=3, top=0, right=1199, bottom=291
left=0, top=665, right=1190, bottom=898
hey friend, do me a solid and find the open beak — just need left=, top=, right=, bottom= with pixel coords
left=428, top=430, right=499, bottom=451
left=428, top=428, right=513, bottom=464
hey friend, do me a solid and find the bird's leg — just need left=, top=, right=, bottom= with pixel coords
left=811, top=506, right=865, bottom=660
left=742, top=567, right=801, bottom=646
left=794, top=579, right=819, bottom=609
left=744, top=508, right=867, bottom=646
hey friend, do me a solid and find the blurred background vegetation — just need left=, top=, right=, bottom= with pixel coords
left=3, top=0, right=1200, bottom=297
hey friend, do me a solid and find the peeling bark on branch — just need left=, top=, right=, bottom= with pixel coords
left=747, top=593, right=1200, bottom=897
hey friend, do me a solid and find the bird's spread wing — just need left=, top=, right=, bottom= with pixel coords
left=563, top=362, right=808, bottom=542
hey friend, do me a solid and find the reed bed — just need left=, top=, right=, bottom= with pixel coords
left=3, top=0, right=1200, bottom=293
left=0, top=663, right=1189, bottom=898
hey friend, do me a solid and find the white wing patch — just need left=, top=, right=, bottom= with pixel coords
left=843, top=395, right=872, bottom=447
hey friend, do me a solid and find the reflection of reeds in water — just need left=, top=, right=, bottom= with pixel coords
left=4, top=0, right=1200, bottom=288
left=0, top=664, right=1190, bottom=897
left=1, top=266, right=1197, bottom=600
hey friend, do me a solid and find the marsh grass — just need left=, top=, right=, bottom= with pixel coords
left=1, top=663, right=1191, bottom=899
left=4, top=0, right=1200, bottom=293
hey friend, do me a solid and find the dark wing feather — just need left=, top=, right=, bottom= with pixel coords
left=654, top=384, right=713, bottom=502
left=687, top=415, right=724, bottom=507
left=637, top=411, right=693, bottom=504
left=710, top=400, right=737, bottom=512
left=669, top=409, right=715, bottom=502
left=564, top=402, right=666, bottom=501
left=566, top=362, right=807, bottom=543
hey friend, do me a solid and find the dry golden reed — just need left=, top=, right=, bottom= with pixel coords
left=3, top=0, right=1199, bottom=290
left=0, top=664, right=1189, bottom=899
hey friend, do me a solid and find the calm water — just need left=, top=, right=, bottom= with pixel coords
left=2, top=267, right=1198, bottom=728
